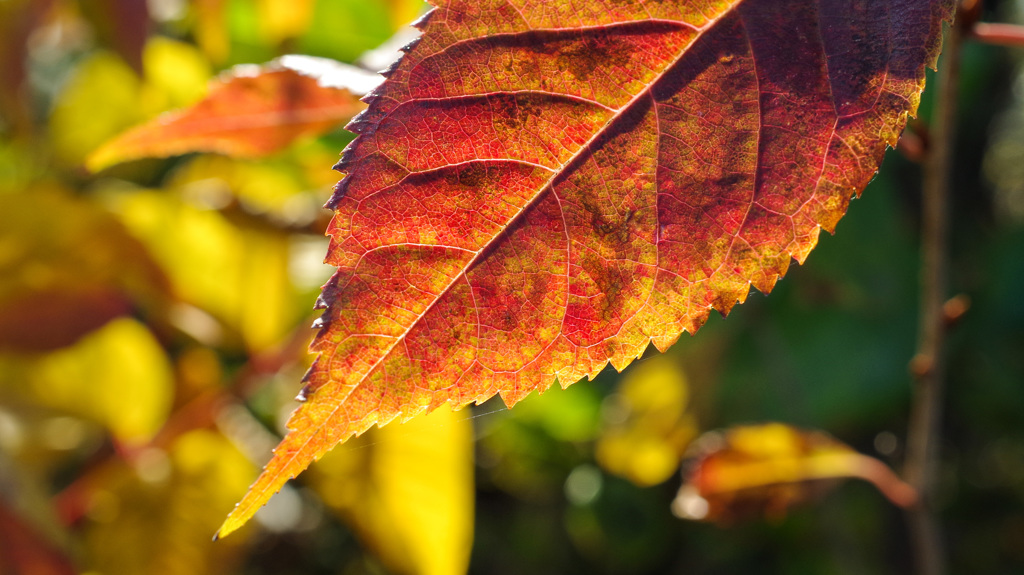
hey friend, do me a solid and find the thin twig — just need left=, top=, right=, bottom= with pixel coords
left=904, top=7, right=964, bottom=575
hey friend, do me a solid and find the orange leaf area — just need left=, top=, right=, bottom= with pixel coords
left=87, top=56, right=378, bottom=171
left=672, top=424, right=916, bottom=523
left=218, top=0, right=954, bottom=537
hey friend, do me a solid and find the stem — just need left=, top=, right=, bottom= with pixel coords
left=970, top=23, right=1024, bottom=48
left=904, top=10, right=963, bottom=575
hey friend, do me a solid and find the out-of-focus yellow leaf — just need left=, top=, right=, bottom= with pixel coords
left=310, top=405, right=474, bottom=575
left=596, top=355, right=697, bottom=487
left=0, top=318, right=174, bottom=443
left=49, top=36, right=211, bottom=167
left=138, top=36, right=212, bottom=115
left=79, top=430, right=255, bottom=575
left=0, top=188, right=169, bottom=352
left=193, top=0, right=228, bottom=64
left=384, top=0, right=429, bottom=29
left=258, top=0, right=314, bottom=44
left=672, top=423, right=917, bottom=523
left=49, top=51, right=142, bottom=166
left=167, top=155, right=309, bottom=223
left=105, top=188, right=297, bottom=350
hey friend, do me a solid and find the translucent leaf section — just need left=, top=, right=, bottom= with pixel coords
left=88, top=57, right=376, bottom=171
left=218, top=0, right=956, bottom=537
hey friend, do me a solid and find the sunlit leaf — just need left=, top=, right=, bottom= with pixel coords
left=309, top=405, right=474, bottom=575
left=49, top=37, right=211, bottom=167
left=193, top=0, right=229, bottom=64
left=105, top=188, right=301, bottom=350
left=77, top=431, right=255, bottom=575
left=49, top=51, right=143, bottom=166
left=256, top=0, right=315, bottom=44
left=219, top=0, right=954, bottom=536
left=0, top=189, right=169, bottom=352
left=671, top=423, right=917, bottom=523
left=139, top=36, right=213, bottom=113
left=88, top=56, right=375, bottom=171
left=0, top=318, right=174, bottom=442
left=596, top=354, right=696, bottom=487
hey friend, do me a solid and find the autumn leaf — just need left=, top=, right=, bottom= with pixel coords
left=87, top=56, right=379, bottom=171
left=671, top=423, right=917, bottom=523
left=219, top=0, right=955, bottom=537
left=596, top=354, right=696, bottom=487
left=0, top=188, right=170, bottom=352
left=310, top=405, right=474, bottom=575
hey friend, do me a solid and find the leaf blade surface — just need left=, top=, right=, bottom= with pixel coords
left=87, top=57, right=376, bottom=171
left=219, top=0, right=955, bottom=537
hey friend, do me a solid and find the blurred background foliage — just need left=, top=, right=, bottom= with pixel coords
left=0, top=0, right=1022, bottom=574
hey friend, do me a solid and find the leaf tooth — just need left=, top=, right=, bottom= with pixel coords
left=325, top=175, right=351, bottom=209
left=359, top=93, right=381, bottom=109
left=399, top=37, right=422, bottom=54
left=313, top=293, right=329, bottom=310
left=379, top=59, right=401, bottom=79
left=345, top=109, right=375, bottom=135
left=410, top=8, right=434, bottom=31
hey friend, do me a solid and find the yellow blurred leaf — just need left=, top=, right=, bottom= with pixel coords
left=193, top=0, right=228, bottom=64
left=168, top=155, right=308, bottom=221
left=49, top=51, right=142, bottom=166
left=105, top=188, right=297, bottom=350
left=258, top=0, right=314, bottom=44
left=596, top=355, right=697, bottom=487
left=49, top=36, right=211, bottom=167
left=310, top=405, right=474, bottom=575
left=79, top=431, right=255, bottom=575
left=672, top=423, right=917, bottom=523
left=139, top=36, right=212, bottom=115
left=0, top=318, right=174, bottom=442
left=0, top=188, right=169, bottom=352
left=384, top=0, right=429, bottom=29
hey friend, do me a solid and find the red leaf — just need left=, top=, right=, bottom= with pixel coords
left=218, top=0, right=955, bottom=537
left=87, top=56, right=379, bottom=171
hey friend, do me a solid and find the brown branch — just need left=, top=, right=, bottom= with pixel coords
left=903, top=6, right=965, bottom=575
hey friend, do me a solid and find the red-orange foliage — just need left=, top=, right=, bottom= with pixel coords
left=219, top=0, right=955, bottom=537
